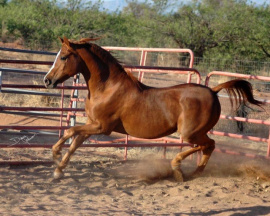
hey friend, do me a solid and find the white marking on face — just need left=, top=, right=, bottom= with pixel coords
left=44, top=49, right=61, bottom=79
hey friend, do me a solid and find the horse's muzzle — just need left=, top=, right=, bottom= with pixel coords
left=44, top=78, right=54, bottom=89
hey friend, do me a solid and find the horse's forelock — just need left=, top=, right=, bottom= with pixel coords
left=62, top=42, right=77, bottom=55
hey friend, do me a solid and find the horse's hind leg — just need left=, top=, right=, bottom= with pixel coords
left=171, top=135, right=215, bottom=181
left=54, top=134, right=89, bottom=179
left=171, top=146, right=202, bottom=182
left=194, top=136, right=215, bottom=175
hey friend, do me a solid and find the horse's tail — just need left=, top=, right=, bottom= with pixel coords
left=211, top=79, right=264, bottom=108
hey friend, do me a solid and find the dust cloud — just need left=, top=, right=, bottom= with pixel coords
left=117, top=152, right=270, bottom=183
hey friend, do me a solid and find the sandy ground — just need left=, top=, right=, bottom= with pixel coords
left=0, top=146, right=269, bottom=216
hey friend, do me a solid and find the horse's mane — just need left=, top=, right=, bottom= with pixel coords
left=69, top=38, right=122, bottom=67
left=91, top=44, right=123, bottom=70
left=70, top=38, right=151, bottom=90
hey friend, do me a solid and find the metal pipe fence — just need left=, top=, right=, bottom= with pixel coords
left=0, top=46, right=198, bottom=163
left=0, top=46, right=269, bottom=165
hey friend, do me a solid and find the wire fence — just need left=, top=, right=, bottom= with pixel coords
left=1, top=42, right=270, bottom=77
left=193, top=57, right=270, bottom=77
left=109, top=50, right=270, bottom=78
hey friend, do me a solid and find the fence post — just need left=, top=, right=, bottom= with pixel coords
left=0, top=71, right=2, bottom=92
left=70, top=74, right=80, bottom=127
left=138, top=50, right=147, bottom=82
left=68, top=74, right=80, bottom=144
left=267, top=127, right=270, bottom=157
left=124, top=134, right=129, bottom=160
left=59, top=83, right=65, bottom=139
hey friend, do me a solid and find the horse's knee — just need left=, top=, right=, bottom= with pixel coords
left=63, top=128, right=75, bottom=137
left=52, top=144, right=61, bottom=153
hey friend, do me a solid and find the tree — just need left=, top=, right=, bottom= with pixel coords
left=248, top=4, right=270, bottom=59
left=0, top=0, right=8, bottom=7
left=0, top=0, right=269, bottom=64
left=0, top=0, right=103, bottom=49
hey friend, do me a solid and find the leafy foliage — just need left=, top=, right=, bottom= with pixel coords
left=0, top=0, right=269, bottom=62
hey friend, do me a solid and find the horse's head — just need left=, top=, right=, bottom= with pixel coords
left=44, top=37, right=84, bottom=89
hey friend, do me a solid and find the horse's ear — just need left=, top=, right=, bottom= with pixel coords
left=62, top=37, right=78, bottom=54
left=63, top=36, right=70, bottom=47
left=58, top=37, right=64, bottom=43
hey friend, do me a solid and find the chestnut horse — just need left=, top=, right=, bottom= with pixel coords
left=44, top=37, right=263, bottom=181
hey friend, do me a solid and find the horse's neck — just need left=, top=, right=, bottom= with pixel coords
left=78, top=48, right=128, bottom=91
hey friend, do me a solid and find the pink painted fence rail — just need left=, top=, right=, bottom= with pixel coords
left=205, top=71, right=270, bottom=158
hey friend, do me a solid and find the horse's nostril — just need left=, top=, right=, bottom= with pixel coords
left=44, top=78, right=51, bottom=86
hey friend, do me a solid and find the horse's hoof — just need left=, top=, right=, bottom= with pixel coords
left=172, top=169, right=184, bottom=182
left=53, top=170, right=64, bottom=179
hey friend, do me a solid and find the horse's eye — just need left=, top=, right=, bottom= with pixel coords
left=60, top=56, right=67, bottom=61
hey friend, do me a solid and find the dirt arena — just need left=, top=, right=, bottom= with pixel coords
left=0, top=145, right=269, bottom=216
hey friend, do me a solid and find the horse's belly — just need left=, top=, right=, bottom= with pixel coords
left=122, top=118, right=178, bottom=139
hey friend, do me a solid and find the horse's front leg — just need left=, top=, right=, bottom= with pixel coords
left=52, top=135, right=69, bottom=166
left=52, top=122, right=103, bottom=179
left=52, top=125, right=87, bottom=165
left=53, top=134, right=89, bottom=179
